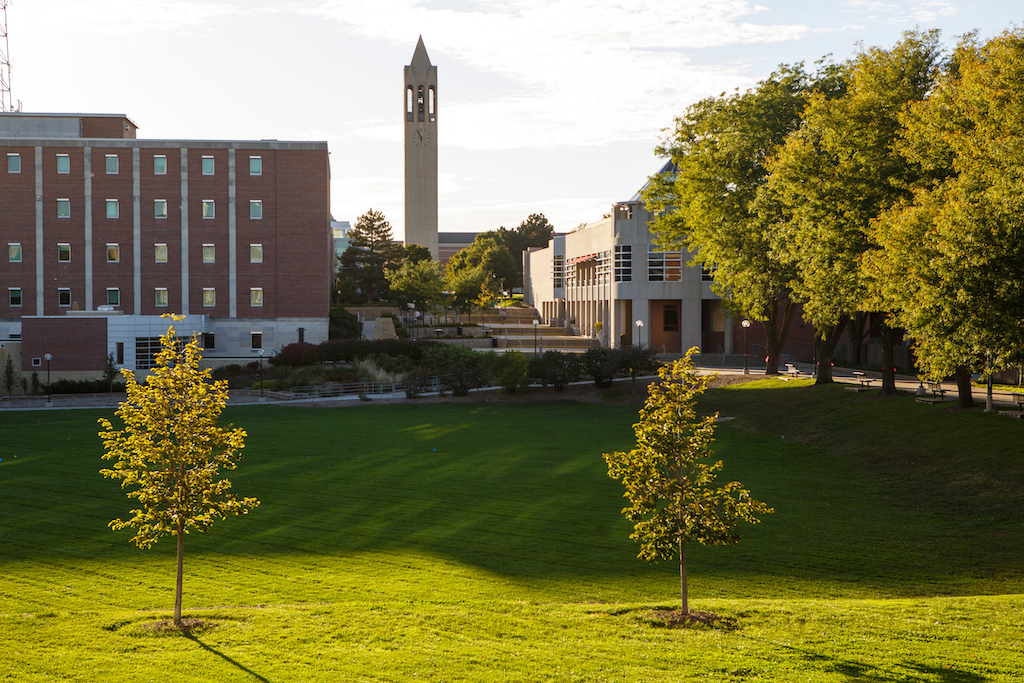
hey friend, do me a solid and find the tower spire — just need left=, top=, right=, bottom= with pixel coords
left=404, top=37, right=439, bottom=259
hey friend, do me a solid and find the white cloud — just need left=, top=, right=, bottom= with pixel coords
left=22, top=0, right=246, bottom=37
left=841, top=0, right=960, bottom=24
left=293, top=0, right=813, bottom=149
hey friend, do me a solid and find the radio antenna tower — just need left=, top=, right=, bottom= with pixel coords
left=0, top=0, right=20, bottom=112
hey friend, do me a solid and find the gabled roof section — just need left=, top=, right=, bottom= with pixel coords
left=627, top=160, right=677, bottom=202
left=409, top=36, right=433, bottom=82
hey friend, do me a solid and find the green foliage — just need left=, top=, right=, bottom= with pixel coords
left=422, top=344, right=488, bottom=396
left=530, top=351, right=582, bottom=390
left=3, top=355, right=15, bottom=395
left=403, top=243, right=433, bottom=265
left=30, top=371, right=40, bottom=395
left=329, top=307, right=362, bottom=340
left=98, top=320, right=259, bottom=626
left=582, top=347, right=618, bottom=388
left=387, top=258, right=445, bottom=312
left=339, top=209, right=404, bottom=303
left=484, top=351, right=530, bottom=394
left=605, top=349, right=771, bottom=612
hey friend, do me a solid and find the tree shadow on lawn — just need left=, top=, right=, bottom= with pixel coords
left=186, top=633, right=272, bottom=683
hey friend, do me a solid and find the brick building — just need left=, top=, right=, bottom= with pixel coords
left=0, top=112, right=331, bottom=379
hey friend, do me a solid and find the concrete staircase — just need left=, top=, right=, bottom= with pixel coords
left=456, top=306, right=595, bottom=354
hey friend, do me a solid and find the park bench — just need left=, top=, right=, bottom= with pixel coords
left=783, top=363, right=801, bottom=378
left=996, top=391, right=1024, bottom=418
left=915, top=381, right=948, bottom=404
left=845, top=370, right=876, bottom=392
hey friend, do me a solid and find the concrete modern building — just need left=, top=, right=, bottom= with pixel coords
left=524, top=164, right=730, bottom=353
left=0, top=112, right=332, bottom=380
left=404, top=36, right=439, bottom=260
left=332, top=219, right=352, bottom=278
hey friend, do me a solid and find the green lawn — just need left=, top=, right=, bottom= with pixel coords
left=2, top=381, right=1023, bottom=681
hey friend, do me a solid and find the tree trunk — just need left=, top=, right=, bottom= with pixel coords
left=879, top=322, right=897, bottom=396
left=851, top=312, right=868, bottom=366
left=955, top=365, right=975, bottom=409
left=814, top=320, right=846, bottom=385
left=175, top=521, right=184, bottom=628
left=679, top=538, right=687, bottom=615
left=763, top=297, right=795, bottom=376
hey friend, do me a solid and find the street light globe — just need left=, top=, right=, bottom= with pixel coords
left=741, top=319, right=751, bottom=328
left=258, top=349, right=265, bottom=357
left=44, top=353, right=52, bottom=361
left=635, top=320, right=643, bottom=328
left=532, top=319, right=539, bottom=326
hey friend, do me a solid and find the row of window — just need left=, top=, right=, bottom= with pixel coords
left=134, top=331, right=263, bottom=368
left=11, top=242, right=265, bottom=264
left=7, top=153, right=264, bottom=177
left=39, top=198, right=263, bottom=220
left=7, top=286, right=265, bottom=308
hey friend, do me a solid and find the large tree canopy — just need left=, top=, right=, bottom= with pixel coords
left=339, top=209, right=404, bottom=303
left=644, top=65, right=826, bottom=374
left=867, top=29, right=1024, bottom=393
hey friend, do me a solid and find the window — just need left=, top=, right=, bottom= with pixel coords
left=154, top=155, right=167, bottom=175
left=31, top=357, right=41, bottom=367
left=116, top=342, right=124, bottom=365
left=202, top=244, right=215, bottom=263
left=249, top=156, right=262, bottom=175
left=106, top=288, right=120, bottom=306
left=664, top=304, right=679, bottom=332
left=202, top=333, right=215, bottom=349
left=56, top=154, right=70, bottom=174
left=251, top=332, right=263, bottom=350
left=105, top=154, right=118, bottom=174
left=8, top=243, right=21, bottom=262
left=249, top=200, right=262, bottom=220
left=202, top=200, right=215, bottom=219
left=648, top=245, right=682, bottom=282
left=429, top=86, right=436, bottom=121
left=57, top=199, right=70, bottom=218
left=701, top=264, right=717, bottom=282
left=250, top=244, right=263, bottom=263
left=202, top=288, right=215, bottom=307
left=106, top=199, right=119, bottom=219
left=9, top=288, right=22, bottom=307
left=614, top=245, right=632, bottom=282
left=154, top=243, right=168, bottom=263
left=154, top=288, right=168, bottom=307
left=154, top=199, right=167, bottom=219
left=106, top=243, right=119, bottom=263
left=202, top=156, right=214, bottom=175
left=7, top=153, right=20, bottom=173
left=57, top=243, right=71, bottom=262
left=58, top=288, right=71, bottom=307
left=250, top=287, right=263, bottom=307
left=135, top=337, right=161, bottom=370
left=552, top=254, right=564, bottom=289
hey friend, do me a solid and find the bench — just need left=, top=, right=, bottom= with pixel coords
left=784, top=363, right=801, bottom=378
left=845, top=371, right=876, bottom=392
left=915, top=381, right=948, bottom=404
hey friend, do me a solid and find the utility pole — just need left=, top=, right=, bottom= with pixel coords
left=0, top=1, right=20, bottom=113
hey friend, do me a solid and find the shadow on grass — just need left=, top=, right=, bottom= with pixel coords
left=186, top=633, right=272, bottom=683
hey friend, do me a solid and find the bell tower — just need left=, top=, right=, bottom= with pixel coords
left=404, top=36, right=438, bottom=259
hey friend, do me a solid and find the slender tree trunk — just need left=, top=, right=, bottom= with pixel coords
left=955, top=365, right=975, bottom=409
left=851, top=312, right=868, bottom=366
left=679, top=538, right=687, bottom=615
left=879, top=322, right=897, bottom=396
left=175, top=521, right=184, bottom=628
left=814, top=320, right=846, bottom=385
left=763, top=297, right=795, bottom=376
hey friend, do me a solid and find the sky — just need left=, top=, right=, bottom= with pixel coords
left=6, top=1, right=1021, bottom=239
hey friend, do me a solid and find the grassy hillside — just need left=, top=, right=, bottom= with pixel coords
left=1, top=381, right=1023, bottom=680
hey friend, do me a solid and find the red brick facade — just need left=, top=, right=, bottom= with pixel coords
left=21, top=317, right=106, bottom=371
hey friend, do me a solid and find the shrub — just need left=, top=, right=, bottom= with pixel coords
left=485, top=351, right=530, bottom=394
left=531, top=351, right=581, bottom=391
left=329, top=307, right=362, bottom=339
left=252, top=379, right=279, bottom=391
left=423, top=344, right=488, bottom=396
left=270, top=342, right=321, bottom=367
left=582, top=348, right=618, bottom=388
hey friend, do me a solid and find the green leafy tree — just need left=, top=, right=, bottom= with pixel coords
left=403, top=243, right=433, bottom=265
left=99, top=318, right=260, bottom=628
left=498, top=213, right=556, bottom=288
left=339, top=209, right=404, bottom=302
left=103, top=352, right=119, bottom=392
left=446, top=267, right=487, bottom=322
left=867, top=29, right=1024, bottom=407
left=3, top=355, right=16, bottom=395
left=644, top=64, right=831, bottom=374
left=388, top=259, right=445, bottom=313
left=604, top=349, right=771, bottom=614
left=762, top=31, right=941, bottom=387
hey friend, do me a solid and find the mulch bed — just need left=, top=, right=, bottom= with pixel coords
left=645, top=609, right=739, bottom=630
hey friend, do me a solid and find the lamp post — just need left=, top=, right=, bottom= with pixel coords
left=407, top=302, right=416, bottom=340
left=44, top=353, right=52, bottom=407
left=635, top=319, right=644, bottom=348
left=532, top=318, right=539, bottom=355
left=258, top=349, right=265, bottom=402
left=741, top=319, right=751, bottom=374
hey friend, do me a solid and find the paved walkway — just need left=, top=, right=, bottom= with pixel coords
left=0, top=362, right=1019, bottom=412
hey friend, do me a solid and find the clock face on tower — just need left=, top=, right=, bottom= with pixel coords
left=411, top=127, right=432, bottom=147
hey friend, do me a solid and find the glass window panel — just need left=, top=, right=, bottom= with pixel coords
left=250, top=288, right=263, bottom=307
left=58, top=289, right=71, bottom=307
left=249, top=156, right=262, bottom=175
left=154, top=244, right=168, bottom=263
left=251, top=333, right=262, bottom=349
left=250, top=244, right=263, bottom=263
left=154, top=199, right=167, bottom=219
left=56, top=154, right=70, bottom=174
left=57, top=243, right=71, bottom=262
left=154, top=155, right=167, bottom=175
left=106, top=200, right=119, bottom=219
left=9, top=243, right=22, bottom=262
left=7, top=154, right=20, bottom=173
left=202, top=288, right=215, bottom=307
left=202, top=156, right=214, bottom=175
left=105, top=155, right=118, bottom=174
left=57, top=199, right=70, bottom=218
left=106, top=289, right=120, bottom=306
left=9, top=288, right=22, bottom=307
left=106, top=244, right=119, bottom=262
left=155, top=288, right=168, bottom=307
left=203, top=244, right=215, bottom=263
left=202, top=200, right=215, bottom=219
left=250, top=200, right=262, bottom=220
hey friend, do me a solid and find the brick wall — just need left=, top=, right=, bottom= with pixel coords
left=21, top=317, right=107, bottom=372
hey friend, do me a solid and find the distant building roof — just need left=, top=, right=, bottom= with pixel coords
left=626, top=160, right=676, bottom=203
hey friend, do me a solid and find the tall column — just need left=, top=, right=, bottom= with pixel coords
left=180, top=148, right=189, bottom=315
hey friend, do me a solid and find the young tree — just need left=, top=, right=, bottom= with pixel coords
left=99, top=317, right=260, bottom=628
left=3, top=355, right=16, bottom=395
left=388, top=259, right=445, bottom=313
left=604, top=349, right=771, bottom=615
